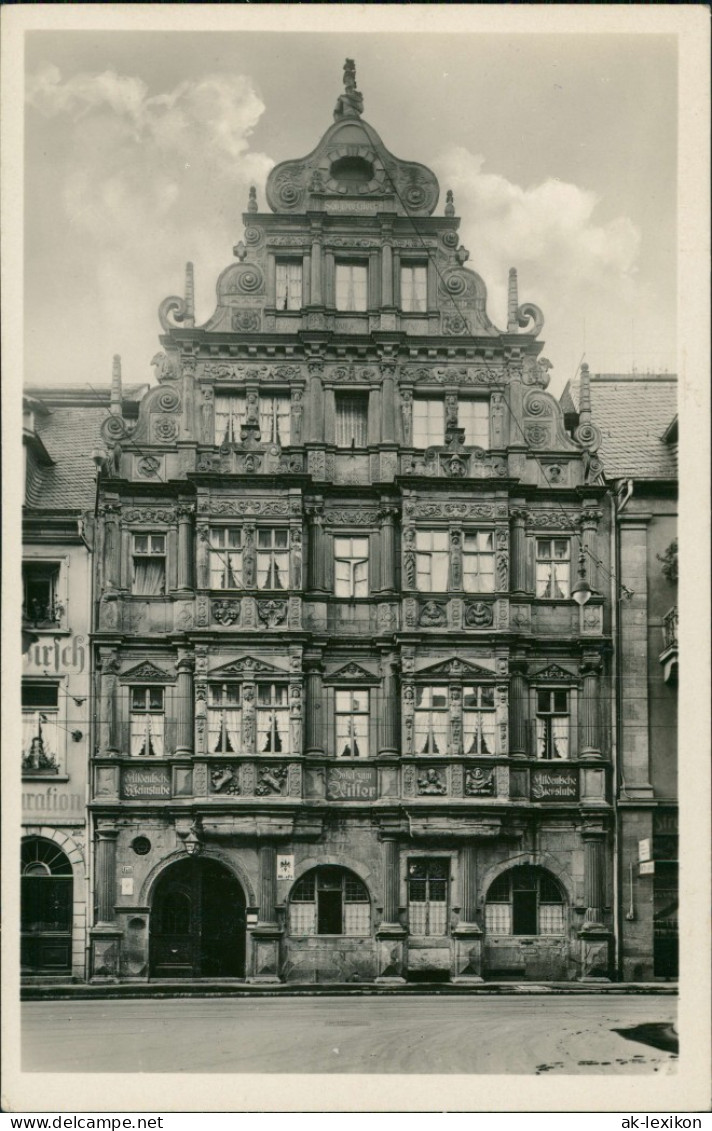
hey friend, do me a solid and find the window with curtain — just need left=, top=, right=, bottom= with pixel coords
left=130, top=686, right=165, bottom=757
left=256, top=683, right=289, bottom=754
left=400, top=264, right=427, bottom=312
left=485, top=866, right=565, bottom=936
left=334, top=536, right=369, bottom=597
left=412, top=399, right=444, bottom=447
left=289, top=867, right=370, bottom=936
left=259, top=395, right=291, bottom=446
left=335, top=393, right=368, bottom=447
left=22, top=562, right=63, bottom=626
left=275, top=260, right=303, bottom=311
left=132, top=534, right=166, bottom=596
left=463, top=685, right=496, bottom=755
left=415, top=530, right=449, bottom=591
left=256, top=528, right=290, bottom=590
left=414, top=686, right=449, bottom=755
left=462, top=531, right=495, bottom=592
left=22, top=683, right=60, bottom=775
left=335, top=262, right=368, bottom=312
left=408, top=858, right=448, bottom=936
left=335, top=689, right=370, bottom=758
left=536, top=539, right=571, bottom=599
left=209, top=527, right=243, bottom=589
left=207, top=683, right=242, bottom=754
left=459, top=400, right=490, bottom=448
left=214, top=394, right=246, bottom=445
left=536, top=689, right=570, bottom=760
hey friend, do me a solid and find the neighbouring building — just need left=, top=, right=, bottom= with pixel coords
left=562, top=373, right=678, bottom=980
left=88, top=62, right=617, bottom=984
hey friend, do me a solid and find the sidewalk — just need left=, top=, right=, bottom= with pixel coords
left=21, top=978, right=678, bottom=1001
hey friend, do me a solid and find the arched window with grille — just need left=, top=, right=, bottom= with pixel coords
left=485, top=865, right=566, bottom=936
left=21, top=838, right=74, bottom=973
left=289, top=866, right=370, bottom=937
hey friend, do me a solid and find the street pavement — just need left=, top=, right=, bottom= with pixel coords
left=22, top=994, right=677, bottom=1075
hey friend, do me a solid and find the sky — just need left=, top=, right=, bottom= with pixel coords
left=23, top=27, right=678, bottom=397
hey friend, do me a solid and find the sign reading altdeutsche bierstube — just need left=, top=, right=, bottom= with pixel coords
left=326, top=765, right=378, bottom=801
left=120, top=766, right=171, bottom=800
left=530, top=768, right=578, bottom=801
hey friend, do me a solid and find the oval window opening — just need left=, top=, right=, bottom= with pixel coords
left=330, top=156, right=374, bottom=187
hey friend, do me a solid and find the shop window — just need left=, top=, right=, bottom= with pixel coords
left=275, top=260, right=303, bottom=311
left=459, top=400, right=490, bottom=448
left=535, top=539, right=571, bottom=599
left=22, top=683, right=60, bottom=775
left=485, top=866, right=565, bottom=936
left=408, top=858, right=449, bottom=936
left=463, top=685, right=496, bottom=755
left=132, top=534, right=166, bottom=596
left=22, top=562, right=63, bottom=626
left=535, top=690, right=569, bottom=760
left=412, top=399, right=444, bottom=447
left=415, top=530, right=449, bottom=591
left=207, top=683, right=242, bottom=754
left=335, top=393, right=369, bottom=448
left=256, top=528, right=290, bottom=590
left=400, top=264, right=427, bottom=312
left=414, top=686, right=449, bottom=755
left=209, top=527, right=243, bottom=589
left=335, top=690, right=370, bottom=758
left=215, top=394, right=246, bottom=445
left=462, top=531, right=495, bottom=592
left=335, top=262, right=368, bottom=312
left=334, top=536, right=369, bottom=597
left=130, top=686, right=165, bottom=757
left=256, top=683, right=289, bottom=754
left=289, top=867, right=370, bottom=936
left=259, top=395, right=291, bottom=446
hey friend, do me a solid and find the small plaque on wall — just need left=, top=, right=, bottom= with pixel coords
left=277, top=855, right=294, bottom=881
left=120, top=765, right=171, bottom=800
left=326, top=765, right=378, bottom=801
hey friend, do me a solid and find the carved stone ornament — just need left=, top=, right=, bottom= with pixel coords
left=522, top=356, right=552, bottom=388
left=255, top=764, right=288, bottom=796
left=525, top=510, right=577, bottom=531
left=418, top=600, right=447, bottom=627
left=209, top=656, right=285, bottom=678
left=211, top=599, right=241, bottom=626
left=533, top=663, right=575, bottom=682
left=465, top=767, right=495, bottom=796
left=442, top=314, right=471, bottom=337
left=465, top=601, right=494, bottom=628
left=232, top=311, right=261, bottom=333
left=123, top=506, right=176, bottom=524
left=257, top=600, right=288, bottom=628
left=524, top=424, right=549, bottom=448
left=210, top=765, right=240, bottom=795
left=137, top=456, right=161, bottom=478
left=121, top=660, right=172, bottom=683
left=417, top=768, right=447, bottom=795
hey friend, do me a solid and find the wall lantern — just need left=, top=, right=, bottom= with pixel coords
left=183, top=821, right=203, bottom=856
left=571, top=551, right=593, bottom=607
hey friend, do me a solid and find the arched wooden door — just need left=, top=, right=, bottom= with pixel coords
left=21, top=838, right=73, bottom=974
left=150, top=857, right=246, bottom=978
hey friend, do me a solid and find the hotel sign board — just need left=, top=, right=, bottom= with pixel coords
left=326, top=765, right=378, bottom=801
left=530, top=768, right=578, bottom=802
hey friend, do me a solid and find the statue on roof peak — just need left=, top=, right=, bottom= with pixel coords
left=334, top=58, right=364, bottom=121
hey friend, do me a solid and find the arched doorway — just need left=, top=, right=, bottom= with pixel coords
left=21, top=838, right=73, bottom=975
left=483, top=864, right=570, bottom=980
left=150, top=857, right=246, bottom=978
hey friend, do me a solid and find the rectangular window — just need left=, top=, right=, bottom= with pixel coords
left=335, top=690, right=370, bottom=758
left=536, top=689, right=569, bottom=760
left=334, top=536, right=369, bottom=598
left=259, top=395, right=291, bottom=446
left=412, top=399, right=444, bottom=448
left=22, top=683, right=60, bottom=775
left=408, top=858, right=449, bottom=936
left=415, top=530, right=449, bottom=591
left=209, top=527, right=243, bottom=589
left=132, top=534, right=166, bottom=596
left=215, top=394, right=246, bottom=445
left=256, top=528, right=290, bottom=590
left=335, top=262, right=368, bottom=312
left=22, top=563, right=63, bottom=626
left=130, top=686, right=165, bottom=757
left=459, top=400, right=490, bottom=448
left=536, top=539, right=571, bottom=599
left=400, top=264, right=427, bottom=312
left=207, top=683, right=242, bottom=754
left=256, top=683, right=289, bottom=754
left=462, top=531, right=495, bottom=592
left=463, top=685, right=496, bottom=755
left=335, top=393, right=369, bottom=447
left=414, top=686, right=449, bottom=755
left=275, top=260, right=303, bottom=311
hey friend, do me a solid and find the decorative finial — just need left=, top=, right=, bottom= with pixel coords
left=110, top=355, right=122, bottom=415
left=334, top=58, right=364, bottom=121
left=445, top=189, right=455, bottom=217
left=456, top=245, right=470, bottom=266
left=248, top=186, right=258, bottom=213
left=507, top=268, right=519, bottom=332
left=233, top=240, right=247, bottom=262
left=184, top=262, right=195, bottom=327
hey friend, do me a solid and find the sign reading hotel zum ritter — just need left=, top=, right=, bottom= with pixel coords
left=530, top=768, right=579, bottom=801
left=120, top=766, right=171, bottom=800
left=326, top=766, right=378, bottom=801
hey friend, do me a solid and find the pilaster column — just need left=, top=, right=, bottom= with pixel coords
left=578, top=509, right=603, bottom=593
left=180, top=356, right=196, bottom=441
left=581, top=826, right=607, bottom=930
left=380, top=361, right=397, bottom=443
left=509, top=660, right=528, bottom=757
left=379, top=506, right=397, bottom=592
left=459, top=844, right=479, bottom=924
left=306, top=360, right=324, bottom=444
left=381, top=838, right=401, bottom=926
left=95, top=824, right=119, bottom=924
left=306, top=505, right=327, bottom=592
left=510, top=508, right=528, bottom=595
left=101, top=503, right=122, bottom=590
left=304, top=656, right=324, bottom=755
left=176, top=504, right=194, bottom=591
left=381, top=238, right=394, bottom=306
left=324, top=250, right=335, bottom=307
left=579, top=652, right=603, bottom=758
left=99, top=650, right=120, bottom=755
left=378, top=653, right=399, bottom=755
left=175, top=650, right=194, bottom=755
left=310, top=232, right=323, bottom=305
left=257, top=843, right=278, bottom=927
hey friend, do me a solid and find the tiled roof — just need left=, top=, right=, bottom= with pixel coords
left=560, top=374, right=678, bottom=481
left=25, top=405, right=107, bottom=511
